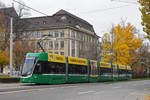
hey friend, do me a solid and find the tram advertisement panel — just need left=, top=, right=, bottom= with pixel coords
left=100, top=62, right=111, bottom=68
left=119, top=65, right=126, bottom=70
left=68, top=57, right=88, bottom=66
left=113, top=64, right=118, bottom=78
left=127, top=66, right=132, bottom=70
left=48, top=53, right=66, bottom=63
left=90, top=61, right=98, bottom=77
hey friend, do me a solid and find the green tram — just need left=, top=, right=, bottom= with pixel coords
left=20, top=53, right=132, bottom=84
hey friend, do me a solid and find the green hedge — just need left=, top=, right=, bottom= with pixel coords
left=0, top=77, right=20, bottom=83
left=0, top=75, right=20, bottom=83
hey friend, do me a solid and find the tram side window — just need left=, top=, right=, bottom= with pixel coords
left=119, top=69, right=127, bottom=74
left=69, top=64, right=87, bottom=74
left=127, top=70, right=132, bottom=74
left=33, top=62, right=42, bottom=74
left=33, top=61, right=66, bottom=74
left=100, top=68, right=112, bottom=75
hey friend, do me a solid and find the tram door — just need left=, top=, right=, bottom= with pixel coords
left=89, top=60, right=99, bottom=82
left=112, top=64, right=118, bottom=81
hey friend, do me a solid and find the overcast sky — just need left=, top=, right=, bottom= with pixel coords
left=2, top=0, right=143, bottom=37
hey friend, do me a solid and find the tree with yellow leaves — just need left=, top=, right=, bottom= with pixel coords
left=138, top=0, right=150, bottom=40
left=0, top=50, right=9, bottom=73
left=101, top=23, right=142, bottom=66
left=101, top=33, right=112, bottom=62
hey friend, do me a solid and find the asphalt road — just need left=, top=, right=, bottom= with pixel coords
left=0, top=80, right=150, bottom=100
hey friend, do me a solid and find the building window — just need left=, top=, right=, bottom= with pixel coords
left=32, top=32, right=36, bottom=38
left=61, top=30, right=64, bottom=37
left=55, top=31, right=59, bottom=38
left=31, top=42, right=35, bottom=48
left=22, top=33, right=25, bottom=37
left=71, top=31, right=75, bottom=38
left=41, top=32, right=46, bottom=37
left=25, top=33, right=29, bottom=38
left=55, top=52, right=59, bottom=54
left=89, top=36, right=91, bottom=42
left=49, top=51, right=53, bottom=54
left=55, top=41, right=58, bottom=49
left=35, top=22, right=39, bottom=24
left=80, top=34, right=83, bottom=40
left=49, top=32, right=53, bottom=37
left=82, top=35, right=85, bottom=41
left=43, top=43, right=46, bottom=49
left=60, top=41, right=64, bottom=48
left=49, top=41, right=53, bottom=48
left=37, top=32, right=41, bottom=38
left=42, top=42, right=46, bottom=49
left=87, top=36, right=89, bottom=42
left=60, top=52, right=64, bottom=55
left=82, top=35, right=84, bottom=41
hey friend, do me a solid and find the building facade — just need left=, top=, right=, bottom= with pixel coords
left=22, top=9, right=100, bottom=60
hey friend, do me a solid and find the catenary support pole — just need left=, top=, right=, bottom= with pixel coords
left=10, top=17, right=13, bottom=76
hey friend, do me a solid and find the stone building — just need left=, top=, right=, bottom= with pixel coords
left=22, top=9, right=100, bottom=60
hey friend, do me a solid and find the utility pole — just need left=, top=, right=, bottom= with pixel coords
left=100, top=37, right=103, bottom=62
left=10, top=17, right=13, bottom=76
left=9, top=2, right=14, bottom=76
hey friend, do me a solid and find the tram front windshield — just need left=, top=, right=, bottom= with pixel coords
left=22, top=57, right=36, bottom=76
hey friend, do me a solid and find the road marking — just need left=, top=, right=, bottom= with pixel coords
left=0, top=89, right=35, bottom=95
left=130, top=91, right=148, bottom=96
left=78, top=91, right=96, bottom=95
left=130, top=91, right=137, bottom=95
left=93, top=91, right=104, bottom=94
left=26, top=90, right=33, bottom=93
left=60, top=86, right=78, bottom=89
left=67, top=86, right=78, bottom=88
left=113, top=86, right=121, bottom=89
left=133, top=84, right=137, bottom=86
left=144, top=88, right=149, bottom=91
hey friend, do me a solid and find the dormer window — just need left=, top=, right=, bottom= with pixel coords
left=43, top=21, right=46, bottom=24
left=69, top=21, right=71, bottom=23
left=76, top=25, right=80, bottom=29
left=60, top=16, right=67, bottom=21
